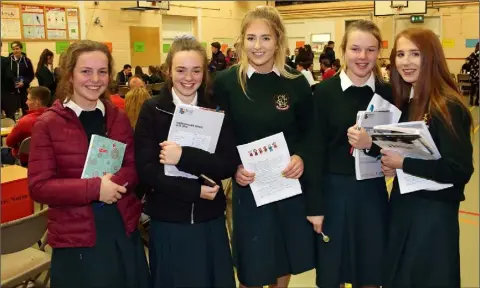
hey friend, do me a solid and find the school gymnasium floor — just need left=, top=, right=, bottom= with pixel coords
left=288, top=102, right=480, bottom=288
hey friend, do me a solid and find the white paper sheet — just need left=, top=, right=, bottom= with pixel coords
left=237, top=132, right=302, bottom=207
left=396, top=169, right=453, bottom=194
left=165, top=104, right=224, bottom=179
left=354, top=110, right=399, bottom=180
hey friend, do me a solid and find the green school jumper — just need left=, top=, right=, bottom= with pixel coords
left=313, top=73, right=392, bottom=288
left=213, top=65, right=319, bottom=287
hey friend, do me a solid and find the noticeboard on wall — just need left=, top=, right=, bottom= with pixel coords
left=1, top=2, right=80, bottom=41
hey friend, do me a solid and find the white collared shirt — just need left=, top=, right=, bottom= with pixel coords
left=246, top=64, right=280, bottom=78
left=64, top=99, right=105, bottom=117
left=339, top=70, right=376, bottom=92
left=172, top=87, right=198, bottom=107
left=301, top=69, right=316, bottom=86
left=409, top=87, right=414, bottom=100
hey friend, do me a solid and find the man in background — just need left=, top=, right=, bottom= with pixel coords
left=6, top=41, right=34, bottom=117
left=209, top=42, right=226, bottom=73
left=116, top=64, right=132, bottom=85
left=128, top=75, right=146, bottom=89
left=2, top=86, right=50, bottom=166
left=1, top=41, right=15, bottom=118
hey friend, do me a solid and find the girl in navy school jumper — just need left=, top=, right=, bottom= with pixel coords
left=28, top=40, right=150, bottom=288
left=381, top=27, right=473, bottom=288
left=134, top=36, right=237, bottom=288
left=312, top=20, right=393, bottom=288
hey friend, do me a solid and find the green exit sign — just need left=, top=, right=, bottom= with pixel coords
left=410, top=15, right=424, bottom=23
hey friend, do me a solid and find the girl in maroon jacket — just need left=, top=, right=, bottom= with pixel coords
left=28, top=40, right=151, bottom=288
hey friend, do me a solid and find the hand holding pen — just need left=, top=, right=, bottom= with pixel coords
left=99, top=173, right=128, bottom=206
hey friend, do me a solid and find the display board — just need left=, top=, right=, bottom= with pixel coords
left=1, top=2, right=80, bottom=41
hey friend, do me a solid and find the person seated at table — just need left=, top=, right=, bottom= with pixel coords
left=109, top=81, right=125, bottom=111
left=1, top=86, right=50, bottom=166
left=116, top=64, right=132, bottom=85
left=128, top=75, right=146, bottom=89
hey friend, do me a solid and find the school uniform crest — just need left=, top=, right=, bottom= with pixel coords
left=273, top=94, right=290, bottom=111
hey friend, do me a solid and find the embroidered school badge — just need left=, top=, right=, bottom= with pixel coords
left=273, top=94, right=290, bottom=111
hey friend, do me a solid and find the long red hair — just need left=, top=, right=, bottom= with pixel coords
left=389, top=28, right=472, bottom=134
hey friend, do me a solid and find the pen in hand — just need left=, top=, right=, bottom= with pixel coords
left=99, top=182, right=129, bottom=207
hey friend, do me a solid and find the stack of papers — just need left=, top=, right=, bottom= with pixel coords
left=372, top=121, right=453, bottom=193
left=354, top=93, right=402, bottom=180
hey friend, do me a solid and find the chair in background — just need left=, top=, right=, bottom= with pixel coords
left=118, top=86, right=130, bottom=98
left=15, top=137, right=31, bottom=167
left=151, top=82, right=165, bottom=96
left=1, top=118, right=16, bottom=128
left=457, top=73, right=471, bottom=95
left=1, top=208, right=50, bottom=288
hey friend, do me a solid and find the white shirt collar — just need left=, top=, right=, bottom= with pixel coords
left=339, top=70, right=376, bottom=92
left=64, top=99, right=105, bottom=117
left=409, top=87, right=414, bottom=100
left=247, top=64, right=280, bottom=78
left=172, top=87, right=198, bottom=106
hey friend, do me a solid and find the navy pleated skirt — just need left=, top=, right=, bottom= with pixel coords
left=149, top=215, right=235, bottom=288
left=316, top=174, right=388, bottom=288
left=232, top=183, right=315, bottom=287
left=50, top=204, right=151, bottom=288
left=383, top=184, right=461, bottom=288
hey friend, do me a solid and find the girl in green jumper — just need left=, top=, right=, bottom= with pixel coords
left=381, top=28, right=473, bottom=288
left=313, top=20, right=392, bottom=288
left=213, top=6, right=318, bottom=288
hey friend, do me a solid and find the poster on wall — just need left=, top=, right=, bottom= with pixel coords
left=47, top=29, right=67, bottom=40
left=46, top=7, right=66, bottom=30
left=66, top=8, right=79, bottom=40
left=22, top=5, right=45, bottom=39
left=46, top=7, right=67, bottom=40
left=1, top=4, right=22, bottom=39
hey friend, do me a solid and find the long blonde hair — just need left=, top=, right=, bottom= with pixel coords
left=125, top=87, right=151, bottom=128
left=340, top=20, right=385, bottom=83
left=235, top=6, right=299, bottom=97
left=57, top=40, right=113, bottom=103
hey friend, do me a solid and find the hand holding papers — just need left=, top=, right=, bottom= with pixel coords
left=354, top=111, right=396, bottom=180
left=373, top=121, right=453, bottom=194
left=165, top=104, right=225, bottom=179
left=353, top=93, right=402, bottom=180
left=236, top=132, right=303, bottom=207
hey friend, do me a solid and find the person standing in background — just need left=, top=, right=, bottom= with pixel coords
left=1, top=41, right=15, bottom=118
left=36, top=49, right=57, bottom=105
left=467, top=42, right=479, bottom=106
left=7, top=41, right=34, bottom=117
left=209, top=42, right=226, bottom=73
